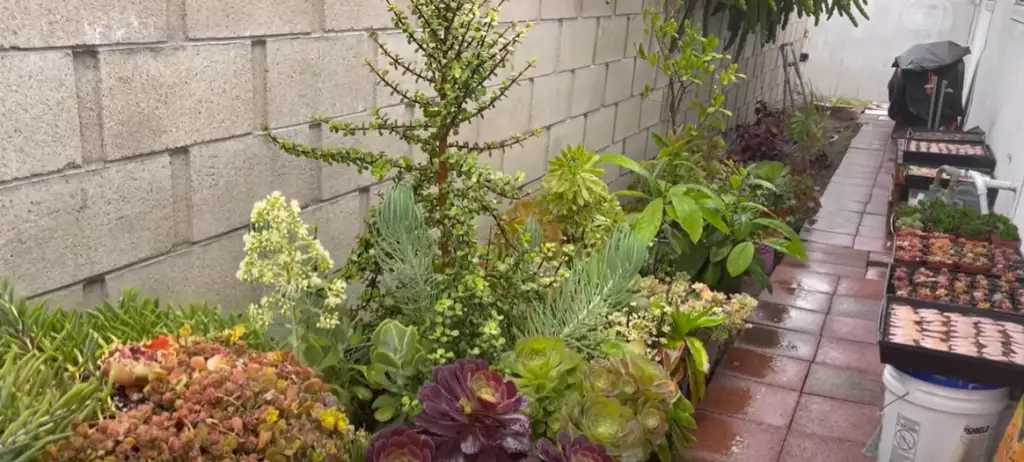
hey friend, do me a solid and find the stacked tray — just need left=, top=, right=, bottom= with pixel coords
left=892, top=232, right=1024, bottom=279
left=899, top=139, right=996, bottom=170
left=907, top=129, right=985, bottom=143
left=878, top=296, right=1024, bottom=386
left=887, top=265, right=1022, bottom=313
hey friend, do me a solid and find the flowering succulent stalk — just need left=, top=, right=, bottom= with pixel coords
left=415, top=359, right=531, bottom=460
left=237, top=191, right=347, bottom=347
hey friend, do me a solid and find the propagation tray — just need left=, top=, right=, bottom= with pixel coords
left=906, top=129, right=986, bottom=143
left=899, top=138, right=997, bottom=170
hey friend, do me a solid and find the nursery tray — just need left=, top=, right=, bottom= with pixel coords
left=884, top=263, right=1024, bottom=315
left=898, top=139, right=997, bottom=170
left=877, top=296, right=1024, bottom=386
left=906, top=129, right=986, bottom=143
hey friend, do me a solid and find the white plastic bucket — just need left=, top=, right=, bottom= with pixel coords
left=878, top=365, right=1009, bottom=462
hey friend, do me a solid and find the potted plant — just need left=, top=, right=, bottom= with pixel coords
left=957, top=238, right=991, bottom=274
left=990, top=215, right=1022, bottom=249
left=925, top=236, right=956, bottom=269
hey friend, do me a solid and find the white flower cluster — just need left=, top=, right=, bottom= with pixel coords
left=237, top=192, right=346, bottom=331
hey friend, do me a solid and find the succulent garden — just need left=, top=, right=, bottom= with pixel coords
left=0, top=0, right=879, bottom=460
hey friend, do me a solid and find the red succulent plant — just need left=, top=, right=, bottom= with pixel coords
left=367, top=426, right=435, bottom=462
left=531, top=432, right=613, bottom=462
left=415, top=359, right=531, bottom=460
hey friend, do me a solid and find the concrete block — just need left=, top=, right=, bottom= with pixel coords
left=614, top=95, right=642, bottom=141
left=595, top=16, right=628, bottom=64
left=185, top=0, right=313, bottom=38
left=548, top=116, right=586, bottom=160
left=373, top=31, right=436, bottom=107
left=601, top=140, right=623, bottom=179
left=100, top=43, right=252, bottom=160
left=0, top=157, right=175, bottom=295
left=616, top=0, right=643, bottom=14
left=518, top=20, right=560, bottom=78
left=267, top=35, right=376, bottom=127
left=571, top=65, right=607, bottom=116
left=623, top=129, right=647, bottom=163
left=501, top=0, right=541, bottom=20
left=190, top=129, right=321, bottom=241
left=479, top=82, right=533, bottom=141
left=1, top=0, right=165, bottom=48
left=106, top=230, right=259, bottom=310
left=605, top=58, right=635, bottom=104
left=582, top=0, right=614, bottom=17
left=326, top=0, right=404, bottom=30
left=504, top=130, right=551, bottom=183
left=584, top=106, right=616, bottom=150
left=321, top=105, right=409, bottom=199
left=640, top=88, right=664, bottom=129
left=530, top=72, right=573, bottom=128
left=34, top=284, right=86, bottom=311
left=301, top=191, right=365, bottom=271
left=632, top=56, right=656, bottom=95
left=557, top=19, right=598, bottom=71
left=0, top=52, right=81, bottom=182
left=625, top=15, right=646, bottom=58
left=540, top=0, right=580, bottom=18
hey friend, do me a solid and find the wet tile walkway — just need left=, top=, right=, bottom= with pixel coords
left=688, top=115, right=895, bottom=461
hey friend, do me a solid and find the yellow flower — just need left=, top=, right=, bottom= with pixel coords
left=178, top=324, right=192, bottom=338
left=317, top=408, right=353, bottom=434
left=263, top=407, right=279, bottom=424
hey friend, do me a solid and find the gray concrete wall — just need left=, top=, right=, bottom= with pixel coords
left=0, top=0, right=807, bottom=309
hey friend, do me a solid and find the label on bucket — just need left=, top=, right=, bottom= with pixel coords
left=959, top=424, right=991, bottom=461
left=889, top=413, right=921, bottom=462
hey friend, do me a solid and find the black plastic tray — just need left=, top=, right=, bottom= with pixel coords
left=907, top=129, right=985, bottom=143
left=877, top=295, right=1024, bottom=386
left=884, top=263, right=1023, bottom=315
left=898, top=139, right=997, bottom=170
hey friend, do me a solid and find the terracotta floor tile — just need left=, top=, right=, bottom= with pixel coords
left=686, top=411, right=788, bottom=462
left=803, top=363, right=884, bottom=406
left=830, top=176, right=875, bottom=187
left=860, top=213, right=887, bottom=228
left=801, top=229, right=856, bottom=247
left=806, top=219, right=858, bottom=236
left=698, top=374, right=801, bottom=427
left=865, top=265, right=888, bottom=280
left=802, top=242, right=870, bottom=260
left=865, top=201, right=889, bottom=215
left=829, top=295, right=882, bottom=321
left=857, top=225, right=887, bottom=238
left=779, top=259, right=866, bottom=278
left=815, top=337, right=884, bottom=377
left=717, top=348, right=810, bottom=391
left=821, top=190, right=872, bottom=204
left=758, top=287, right=832, bottom=312
left=779, top=431, right=875, bottom=462
left=822, top=315, right=877, bottom=343
left=836, top=277, right=886, bottom=299
left=769, top=266, right=839, bottom=294
left=735, top=325, right=820, bottom=361
left=868, top=252, right=892, bottom=265
left=853, top=235, right=890, bottom=252
left=818, top=197, right=868, bottom=213
left=790, top=395, right=880, bottom=443
left=748, top=303, right=826, bottom=334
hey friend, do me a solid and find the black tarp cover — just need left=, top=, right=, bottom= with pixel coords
left=892, top=41, right=972, bottom=71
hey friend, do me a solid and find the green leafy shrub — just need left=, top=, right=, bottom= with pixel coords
left=503, top=337, right=584, bottom=438
left=359, top=319, right=427, bottom=425
left=45, top=339, right=366, bottom=461
left=0, top=351, right=108, bottom=462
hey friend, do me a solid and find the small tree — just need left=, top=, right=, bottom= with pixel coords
left=270, top=0, right=643, bottom=363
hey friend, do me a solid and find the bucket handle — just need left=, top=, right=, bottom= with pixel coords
left=879, top=391, right=911, bottom=416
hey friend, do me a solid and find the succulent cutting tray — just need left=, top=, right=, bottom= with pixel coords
left=878, top=296, right=1024, bottom=386
left=885, top=264, right=1024, bottom=315
left=899, top=139, right=997, bottom=170
left=907, top=129, right=986, bottom=143
left=892, top=232, right=1024, bottom=279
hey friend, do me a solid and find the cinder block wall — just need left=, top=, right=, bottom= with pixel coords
left=0, top=0, right=808, bottom=310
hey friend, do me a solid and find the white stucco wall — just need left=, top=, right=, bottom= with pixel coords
left=965, top=0, right=1024, bottom=225
left=800, top=0, right=976, bottom=101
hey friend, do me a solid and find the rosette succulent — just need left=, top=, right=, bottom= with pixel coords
left=553, top=395, right=645, bottom=462
left=366, top=426, right=435, bottom=462
left=532, top=432, right=613, bottom=462
left=415, top=359, right=531, bottom=460
left=506, top=337, right=583, bottom=436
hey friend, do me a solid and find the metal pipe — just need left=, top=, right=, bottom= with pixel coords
left=926, top=75, right=939, bottom=129
left=935, top=80, right=950, bottom=130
